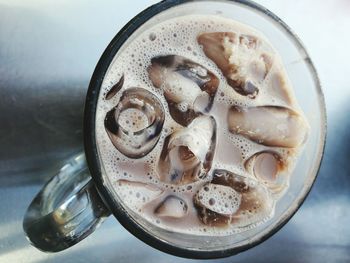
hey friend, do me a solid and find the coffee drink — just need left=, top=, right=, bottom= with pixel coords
left=95, top=15, right=309, bottom=235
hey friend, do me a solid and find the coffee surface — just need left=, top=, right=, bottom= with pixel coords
left=95, top=15, right=309, bottom=235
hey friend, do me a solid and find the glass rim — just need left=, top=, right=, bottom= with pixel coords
left=84, top=0, right=327, bottom=259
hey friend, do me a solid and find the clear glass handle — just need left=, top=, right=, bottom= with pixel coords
left=23, top=153, right=111, bottom=252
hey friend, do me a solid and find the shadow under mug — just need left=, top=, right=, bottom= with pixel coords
left=23, top=0, right=326, bottom=259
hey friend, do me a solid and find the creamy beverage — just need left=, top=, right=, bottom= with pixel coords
left=95, top=15, right=309, bottom=236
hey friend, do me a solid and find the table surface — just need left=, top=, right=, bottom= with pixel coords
left=0, top=0, right=349, bottom=262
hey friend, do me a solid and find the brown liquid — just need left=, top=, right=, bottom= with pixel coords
left=95, top=15, right=309, bottom=235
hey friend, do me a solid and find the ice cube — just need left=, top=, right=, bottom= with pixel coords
left=158, top=116, right=217, bottom=185
left=154, top=195, right=188, bottom=218
left=105, top=74, right=124, bottom=100
left=227, top=106, right=309, bottom=148
left=245, top=151, right=288, bottom=194
left=194, top=169, right=274, bottom=227
left=195, top=183, right=241, bottom=216
left=198, top=32, right=274, bottom=99
left=148, top=55, right=219, bottom=126
left=104, top=87, right=165, bottom=158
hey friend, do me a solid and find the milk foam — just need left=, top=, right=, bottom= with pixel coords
left=95, top=15, right=306, bottom=236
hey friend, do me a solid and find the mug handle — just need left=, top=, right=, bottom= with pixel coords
left=23, top=153, right=111, bottom=252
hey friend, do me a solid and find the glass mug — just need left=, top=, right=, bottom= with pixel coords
left=23, top=0, right=326, bottom=259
